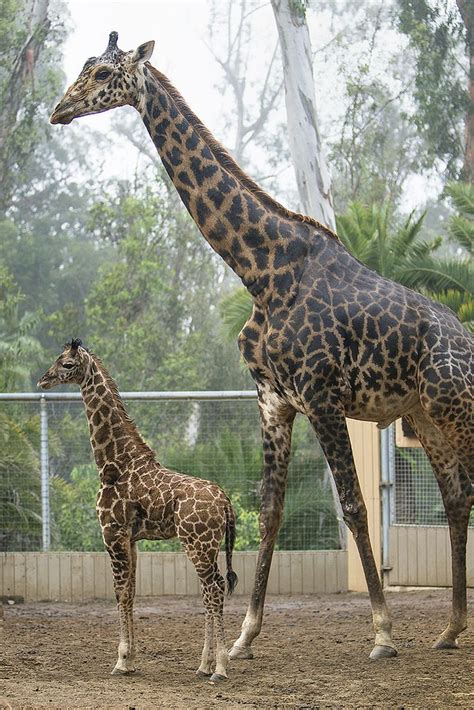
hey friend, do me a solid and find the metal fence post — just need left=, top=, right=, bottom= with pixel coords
left=380, top=426, right=393, bottom=584
left=40, top=395, right=50, bottom=551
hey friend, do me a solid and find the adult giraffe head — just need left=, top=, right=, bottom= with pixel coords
left=50, top=32, right=154, bottom=124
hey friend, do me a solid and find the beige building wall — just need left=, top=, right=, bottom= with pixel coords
left=346, top=420, right=381, bottom=592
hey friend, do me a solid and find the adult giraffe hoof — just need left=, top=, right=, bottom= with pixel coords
left=433, top=637, right=458, bottom=650
left=209, top=673, right=227, bottom=684
left=229, top=643, right=253, bottom=660
left=196, top=669, right=212, bottom=679
left=369, top=644, right=398, bottom=660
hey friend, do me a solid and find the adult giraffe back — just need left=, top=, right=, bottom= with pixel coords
left=51, top=32, right=473, bottom=661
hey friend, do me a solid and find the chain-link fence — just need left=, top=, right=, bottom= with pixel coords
left=390, top=426, right=474, bottom=527
left=0, top=392, right=341, bottom=553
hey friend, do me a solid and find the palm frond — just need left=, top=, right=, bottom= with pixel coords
left=399, top=256, right=474, bottom=293
left=391, top=210, right=428, bottom=259
left=448, top=215, right=474, bottom=255
left=219, top=287, right=253, bottom=340
left=445, top=181, right=474, bottom=217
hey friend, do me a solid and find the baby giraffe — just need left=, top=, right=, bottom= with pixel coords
left=38, top=339, right=237, bottom=682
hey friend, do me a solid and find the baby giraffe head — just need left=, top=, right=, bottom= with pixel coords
left=50, top=31, right=154, bottom=125
left=37, top=338, right=90, bottom=389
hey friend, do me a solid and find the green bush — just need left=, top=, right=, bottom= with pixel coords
left=50, top=464, right=103, bottom=551
left=0, top=412, right=42, bottom=551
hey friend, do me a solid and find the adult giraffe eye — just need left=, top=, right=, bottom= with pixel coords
left=95, top=69, right=112, bottom=81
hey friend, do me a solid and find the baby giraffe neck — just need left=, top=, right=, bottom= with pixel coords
left=80, top=359, right=151, bottom=472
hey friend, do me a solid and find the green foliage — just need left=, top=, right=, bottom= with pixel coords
left=50, top=464, right=103, bottom=551
left=337, top=203, right=432, bottom=279
left=0, top=263, right=43, bottom=390
left=331, top=69, right=420, bottom=209
left=396, top=0, right=469, bottom=178
left=220, top=287, right=254, bottom=340
left=231, top=493, right=260, bottom=551
left=445, top=181, right=474, bottom=255
left=84, top=175, right=244, bottom=394
left=0, top=411, right=41, bottom=551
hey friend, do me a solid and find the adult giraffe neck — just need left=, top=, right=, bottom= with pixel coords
left=133, top=64, right=321, bottom=304
left=80, top=356, right=152, bottom=471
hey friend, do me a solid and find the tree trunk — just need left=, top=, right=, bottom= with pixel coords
left=270, top=0, right=336, bottom=229
left=456, top=0, right=474, bottom=184
left=271, top=0, right=343, bottom=548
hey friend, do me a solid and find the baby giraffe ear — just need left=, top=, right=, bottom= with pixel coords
left=130, top=40, right=155, bottom=66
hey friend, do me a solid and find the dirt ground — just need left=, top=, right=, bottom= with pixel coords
left=0, top=589, right=473, bottom=709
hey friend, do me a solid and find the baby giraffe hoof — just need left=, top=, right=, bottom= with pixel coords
left=209, top=673, right=227, bottom=684
left=111, top=665, right=136, bottom=675
left=369, top=644, right=398, bottom=660
left=196, top=669, right=212, bottom=679
left=433, top=637, right=458, bottom=650
left=229, top=643, right=253, bottom=660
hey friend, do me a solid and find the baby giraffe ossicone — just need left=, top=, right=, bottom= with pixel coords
left=38, top=339, right=238, bottom=682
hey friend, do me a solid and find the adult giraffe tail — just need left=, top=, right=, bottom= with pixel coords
left=224, top=498, right=238, bottom=596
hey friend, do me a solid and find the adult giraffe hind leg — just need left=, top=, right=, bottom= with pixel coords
left=309, top=404, right=397, bottom=660
left=229, top=386, right=296, bottom=660
left=406, top=408, right=473, bottom=650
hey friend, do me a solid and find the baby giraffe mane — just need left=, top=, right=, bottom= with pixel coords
left=147, top=65, right=338, bottom=241
left=89, top=351, right=155, bottom=458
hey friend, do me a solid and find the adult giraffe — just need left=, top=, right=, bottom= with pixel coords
left=51, top=32, right=473, bottom=661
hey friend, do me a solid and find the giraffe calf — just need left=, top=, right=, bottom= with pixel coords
left=38, top=339, right=238, bottom=682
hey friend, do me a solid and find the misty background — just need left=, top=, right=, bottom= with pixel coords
left=0, top=0, right=472, bottom=551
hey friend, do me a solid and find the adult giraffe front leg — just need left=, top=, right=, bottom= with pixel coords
left=310, top=401, right=397, bottom=660
left=230, top=386, right=296, bottom=660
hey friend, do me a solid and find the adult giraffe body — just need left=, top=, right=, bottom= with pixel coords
left=51, top=33, right=473, bottom=660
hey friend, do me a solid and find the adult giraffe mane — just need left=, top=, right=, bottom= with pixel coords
left=148, top=65, right=339, bottom=242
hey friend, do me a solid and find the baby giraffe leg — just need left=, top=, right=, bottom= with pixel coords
left=196, top=611, right=214, bottom=677
left=105, top=535, right=137, bottom=675
left=203, top=567, right=228, bottom=682
left=184, top=539, right=229, bottom=682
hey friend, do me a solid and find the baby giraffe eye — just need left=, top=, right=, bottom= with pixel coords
left=95, top=69, right=112, bottom=81
left=62, top=362, right=74, bottom=370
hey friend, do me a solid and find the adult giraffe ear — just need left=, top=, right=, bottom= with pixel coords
left=130, top=40, right=155, bottom=67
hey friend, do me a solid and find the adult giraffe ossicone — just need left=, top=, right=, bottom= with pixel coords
left=51, top=32, right=473, bottom=661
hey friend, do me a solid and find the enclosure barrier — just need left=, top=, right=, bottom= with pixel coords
left=0, top=390, right=262, bottom=552
left=0, top=550, right=348, bottom=602
left=3, top=390, right=470, bottom=598
left=1, top=390, right=353, bottom=598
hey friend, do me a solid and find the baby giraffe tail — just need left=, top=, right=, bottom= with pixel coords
left=224, top=498, right=238, bottom=596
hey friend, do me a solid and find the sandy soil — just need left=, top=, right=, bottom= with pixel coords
left=0, top=590, right=473, bottom=709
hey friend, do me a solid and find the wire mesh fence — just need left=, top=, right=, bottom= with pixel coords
left=390, top=426, right=474, bottom=527
left=0, top=392, right=341, bottom=553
